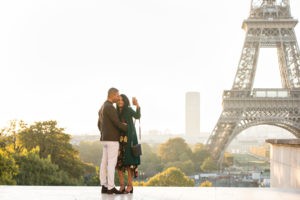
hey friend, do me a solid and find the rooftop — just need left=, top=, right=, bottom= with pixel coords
left=1, top=186, right=300, bottom=200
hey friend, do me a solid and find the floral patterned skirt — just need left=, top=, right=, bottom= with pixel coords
left=116, top=134, right=138, bottom=178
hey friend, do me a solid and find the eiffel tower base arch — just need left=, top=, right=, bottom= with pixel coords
left=207, top=89, right=300, bottom=165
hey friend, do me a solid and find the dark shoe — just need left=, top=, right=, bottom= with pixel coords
left=119, top=186, right=127, bottom=194
left=126, top=186, right=133, bottom=194
left=101, top=185, right=108, bottom=194
left=107, top=187, right=123, bottom=195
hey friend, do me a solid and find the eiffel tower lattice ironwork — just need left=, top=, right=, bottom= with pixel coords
left=206, top=0, right=300, bottom=164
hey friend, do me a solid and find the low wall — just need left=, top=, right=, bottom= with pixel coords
left=266, top=139, right=300, bottom=188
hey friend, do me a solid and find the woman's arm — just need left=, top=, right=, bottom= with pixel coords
left=131, top=97, right=141, bottom=119
left=129, top=107, right=141, bottom=119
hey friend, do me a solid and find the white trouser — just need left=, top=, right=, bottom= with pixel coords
left=100, top=141, right=119, bottom=190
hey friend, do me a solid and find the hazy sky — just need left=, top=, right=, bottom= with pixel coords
left=1, top=0, right=300, bottom=135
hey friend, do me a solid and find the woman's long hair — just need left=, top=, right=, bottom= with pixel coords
left=117, top=94, right=130, bottom=117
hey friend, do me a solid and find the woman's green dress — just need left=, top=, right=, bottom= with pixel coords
left=116, top=107, right=141, bottom=176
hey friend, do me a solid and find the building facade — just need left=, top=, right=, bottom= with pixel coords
left=185, top=92, right=200, bottom=135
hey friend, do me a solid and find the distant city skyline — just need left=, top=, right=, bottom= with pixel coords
left=1, top=1, right=300, bottom=135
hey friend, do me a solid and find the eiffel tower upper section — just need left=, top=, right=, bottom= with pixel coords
left=233, top=0, right=300, bottom=90
left=206, top=0, right=300, bottom=164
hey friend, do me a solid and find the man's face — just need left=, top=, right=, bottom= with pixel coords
left=112, top=92, right=120, bottom=103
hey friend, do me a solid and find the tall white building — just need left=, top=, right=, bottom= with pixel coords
left=185, top=92, right=200, bottom=135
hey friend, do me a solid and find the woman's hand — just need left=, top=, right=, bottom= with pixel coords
left=132, top=97, right=139, bottom=108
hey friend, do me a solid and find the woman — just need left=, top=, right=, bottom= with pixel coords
left=116, top=94, right=141, bottom=193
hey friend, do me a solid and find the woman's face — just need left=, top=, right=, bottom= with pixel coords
left=117, top=96, right=124, bottom=108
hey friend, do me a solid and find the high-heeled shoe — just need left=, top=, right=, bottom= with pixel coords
left=119, top=185, right=127, bottom=194
left=126, top=186, right=133, bottom=194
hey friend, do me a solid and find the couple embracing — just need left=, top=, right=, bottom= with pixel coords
left=98, top=87, right=141, bottom=195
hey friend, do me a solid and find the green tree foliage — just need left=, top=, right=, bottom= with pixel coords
left=0, top=120, right=100, bottom=185
left=222, top=152, right=234, bottom=168
left=0, top=120, right=23, bottom=185
left=157, top=137, right=195, bottom=175
left=200, top=157, right=218, bottom=172
left=14, top=147, right=66, bottom=185
left=164, top=160, right=195, bottom=175
left=0, top=149, right=18, bottom=185
left=18, top=121, right=84, bottom=182
left=75, top=140, right=102, bottom=166
left=82, top=163, right=100, bottom=186
left=0, top=120, right=26, bottom=152
left=138, top=143, right=163, bottom=178
left=0, top=134, right=9, bottom=150
left=200, top=180, right=213, bottom=187
left=145, top=167, right=194, bottom=186
left=158, top=137, right=193, bottom=163
left=192, top=143, right=210, bottom=172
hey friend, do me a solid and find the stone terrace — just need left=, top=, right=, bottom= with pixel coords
left=0, top=186, right=300, bottom=200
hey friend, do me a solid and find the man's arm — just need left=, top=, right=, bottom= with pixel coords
left=107, top=105, right=128, bottom=132
left=97, top=106, right=103, bottom=132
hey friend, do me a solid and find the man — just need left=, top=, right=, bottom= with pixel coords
left=98, top=87, right=128, bottom=194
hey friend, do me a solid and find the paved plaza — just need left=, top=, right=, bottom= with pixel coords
left=0, top=186, right=299, bottom=200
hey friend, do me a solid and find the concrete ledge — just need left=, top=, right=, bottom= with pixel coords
left=266, top=139, right=300, bottom=188
left=266, top=139, right=300, bottom=146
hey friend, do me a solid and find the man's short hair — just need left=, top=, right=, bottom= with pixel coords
left=108, top=87, right=119, bottom=98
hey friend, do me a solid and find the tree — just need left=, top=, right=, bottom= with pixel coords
left=145, top=167, right=194, bottom=186
left=75, top=140, right=102, bottom=166
left=0, top=149, right=18, bottom=185
left=158, top=137, right=193, bottom=163
left=200, top=180, right=213, bottom=187
left=138, top=143, right=163, bottom=178
left=0, top=120, right=26, bottom=153
left=82, top=163, right=100, bottom=186
left=200, top=157, right=218, bottom=172
left=222, top=152, right=234, bottom=168
left=14, top=147, right=65, bottom=185
left=0, top=120, right=25, bottom=185
left=192, top=143, right=210, bottom=172
left=18, top=121, right=85, bottom=182
left=164, top=160, right=195, bottom=175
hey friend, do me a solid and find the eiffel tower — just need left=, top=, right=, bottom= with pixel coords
left=206, top=0, right=300, bottom=164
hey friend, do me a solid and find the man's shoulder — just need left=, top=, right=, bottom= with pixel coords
left=102, top=101, right=116, bottom=113
left=103, top=101, right=113, bottom=108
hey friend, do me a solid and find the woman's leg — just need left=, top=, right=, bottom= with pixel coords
left=126, top=167, right=133, bottom=193
left=117, top=170, right=125, bottom=192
